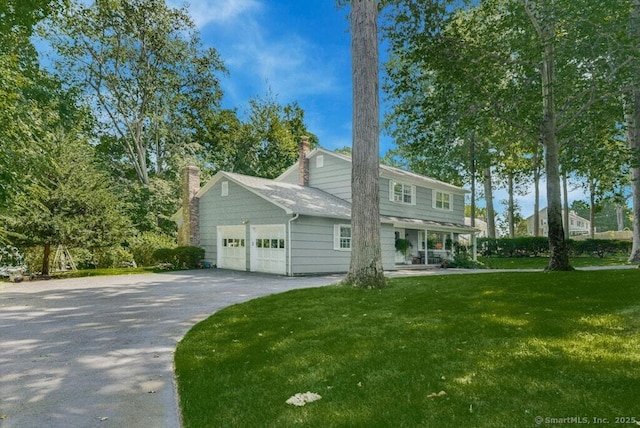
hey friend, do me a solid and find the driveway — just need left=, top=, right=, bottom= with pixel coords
left=0, top=270, right=342, bottom=428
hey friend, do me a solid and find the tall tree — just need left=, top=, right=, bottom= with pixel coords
left=5, top=133, right=131, bottom=275
left=47, top=0, right=226, bottom=186
left=626, top=0, right=640, bottom=262
left=343, top=0, right=386, bottom=288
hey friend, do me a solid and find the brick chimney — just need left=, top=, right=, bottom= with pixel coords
left=298, top=136, right=310, bottom=186
left=180, top=164, right=200, bottom=246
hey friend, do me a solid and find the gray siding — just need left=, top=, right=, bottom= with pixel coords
left=379, top=178, right=465, bottom=224
left=290, top=216, right=396, bottom=274
left=275, top=153, right=351, bottom=201
left=199, top=179, right=291, bottom=268
left=307, top=153, right=352, bottom=201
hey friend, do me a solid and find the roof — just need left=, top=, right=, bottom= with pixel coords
left=198, top=171, right=353, bottom=219
left=385, top=216, right=478, bottom=233
left=276, top=147, right=467, bottom=194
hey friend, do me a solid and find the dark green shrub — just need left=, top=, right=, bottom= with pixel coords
left=174, top=246, right=205, bottom=269
left=129, top=233, right=177, bottom=266
left=153, top=248, right=176, bottom=265
left=152, top=246, right=205, bottom=269
left=571, top=239, right=632, bottom=258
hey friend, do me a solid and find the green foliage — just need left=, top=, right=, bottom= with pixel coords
left=152, top=246, right=204, bottom=269
left=570, top=239, right=632, bottom=258
left=176, top=270, right=640, bottom=427
left=128, top=232, right=177, bottom=267
left=479, top=237, right=549, bottom=257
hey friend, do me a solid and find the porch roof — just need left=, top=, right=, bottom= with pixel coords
left=385, top=216, right=479, bottom=234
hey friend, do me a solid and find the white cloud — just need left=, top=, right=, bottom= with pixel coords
left=171, top=0, right=262, bottom=29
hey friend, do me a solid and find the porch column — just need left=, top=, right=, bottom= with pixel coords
left=472, top=233, right=477, bottom=261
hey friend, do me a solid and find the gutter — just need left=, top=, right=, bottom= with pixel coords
left=287, top=213, right=299, bottom=276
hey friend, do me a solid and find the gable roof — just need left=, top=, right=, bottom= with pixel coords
left=276, top=147, right=467, bottom=194
left=198, top=171, right=353, bottom=219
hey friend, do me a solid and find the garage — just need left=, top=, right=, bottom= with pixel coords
left=251, top=224, right=287, bottom=275
left=217, top=226, right=247, bottom=271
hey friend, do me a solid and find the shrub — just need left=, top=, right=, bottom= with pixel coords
left=152, top=246, right=205, bottom=269
left=479, top=237, right=549, bottom=257
left=174, top=246, right=205, bottom=269
left=570, top=239, right=632, bottom=258
left=129, top=232, right=177, bottom=267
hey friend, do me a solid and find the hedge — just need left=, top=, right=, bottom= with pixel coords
left=478, top=237, right=632, bottom=258
left=152, top=246, right=205, bottom=269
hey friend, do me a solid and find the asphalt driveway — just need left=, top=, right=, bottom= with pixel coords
left=0, top=270, right=341, bottom=428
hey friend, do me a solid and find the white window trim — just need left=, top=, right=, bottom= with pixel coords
left=432, top=190, right=453, bottom=211
left=333, top=224, right=352, bottom=251
left=221, top=181, right=229, bottom=197
left=316, top=155, right=324, bottom=168
left=388, top=180, right=416, bottom=206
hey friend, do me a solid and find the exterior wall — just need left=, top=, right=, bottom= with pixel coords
left=290, top=216, right=396, bottom=274
left=277, top=151, right=352, bottom=201
left=379, top=177, right=465, bottom=224
left=199, top=179, right=291, bottom=269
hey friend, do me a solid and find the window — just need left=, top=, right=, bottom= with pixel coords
left=316, top=155, right=324, bottom=168
left=221, top=181, right=229, bottom=196
left=433, top=191, right=452, bottom=210
left=389, top=181, right=416, bottom=205
left=333, top=224, right=352, bottom=250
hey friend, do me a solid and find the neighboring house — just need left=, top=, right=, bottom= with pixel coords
left=525, top=207, right=591, bottom=237
left=465, top=217, right=489, bottom=238
left=173, top=138, right=477, bottom=276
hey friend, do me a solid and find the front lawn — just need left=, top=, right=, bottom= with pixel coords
left=175, top=270, right=640, bottom=427
left=478, top=255, right=632, bottom=270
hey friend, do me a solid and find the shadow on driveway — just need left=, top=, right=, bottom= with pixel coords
left=0, top=270, right=341, bottom=428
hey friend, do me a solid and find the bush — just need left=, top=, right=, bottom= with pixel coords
left=447, top=243, right=484, bottom=269
left=479, top=237, right=549, bottom=257
left=152, top=246, right=205, bottom=269
left=129, top=232, right=177, bottom=267
left=570, top=239, right=632, bottom=258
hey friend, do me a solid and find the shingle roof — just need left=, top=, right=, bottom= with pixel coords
left=223, top=172, right=352, bottom=219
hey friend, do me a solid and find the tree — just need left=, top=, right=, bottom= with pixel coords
left=343, top=0, right=386, bottom=288
left=47, top=0, right=226, bottom=186
left=5, top=133, right=131, bottom=275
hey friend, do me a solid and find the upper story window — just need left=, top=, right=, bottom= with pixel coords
left=221, top=181, right=229, bottom=196
left=389, top=181, right=416, bottom=205
left=433, top=191, right=452, bottom=211
left=316, top=155, right=324, bottom=168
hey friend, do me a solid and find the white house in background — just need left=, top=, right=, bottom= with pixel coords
left=465, top=217, right=489, bottom=238
left=525, top=207, right=591, bottom=237
left=172, top=138, right=478, bottom=276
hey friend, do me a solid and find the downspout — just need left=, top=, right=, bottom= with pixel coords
left=287, top=213, right=300, bottom=276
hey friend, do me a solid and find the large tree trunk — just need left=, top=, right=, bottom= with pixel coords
left=626, top=89, right=640, bottom=262
left=343, top=0, right=385, bottom=288
left=42, top=243, right=51, bottom=276
left=627, top=0, right=640, bottom=263
left=483, top=167, right=496, bottom=238
left=525, top=1, right=572, bottom=270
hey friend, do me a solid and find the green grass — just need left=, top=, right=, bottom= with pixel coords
left=478, top=255, right=632, bottom=270
left=49, top=266, right=157, bottom=279
left=175, top=270, right=640, bottom=428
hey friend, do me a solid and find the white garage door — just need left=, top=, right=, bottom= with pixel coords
left=217, top=226, right=247, bottom=271
left=251, top=225, right=286, bottom=275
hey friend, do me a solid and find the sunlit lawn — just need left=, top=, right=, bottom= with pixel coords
left=478, top=255, right=632, bottom=270
left=175, top=270, right=640, bottom=427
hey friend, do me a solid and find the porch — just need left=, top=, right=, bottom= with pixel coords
left=391, top=218, right=478, bottom=268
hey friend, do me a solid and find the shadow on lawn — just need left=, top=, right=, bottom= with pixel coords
left=176, top=270, right=640, bottom=428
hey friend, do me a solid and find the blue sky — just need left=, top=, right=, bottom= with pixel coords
left=170, top=0, right=393, bottom=154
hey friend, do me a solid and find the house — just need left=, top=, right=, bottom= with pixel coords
left=525, top=207, right=591, bottom=237
left=173, top=137, right=477, bottom=275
